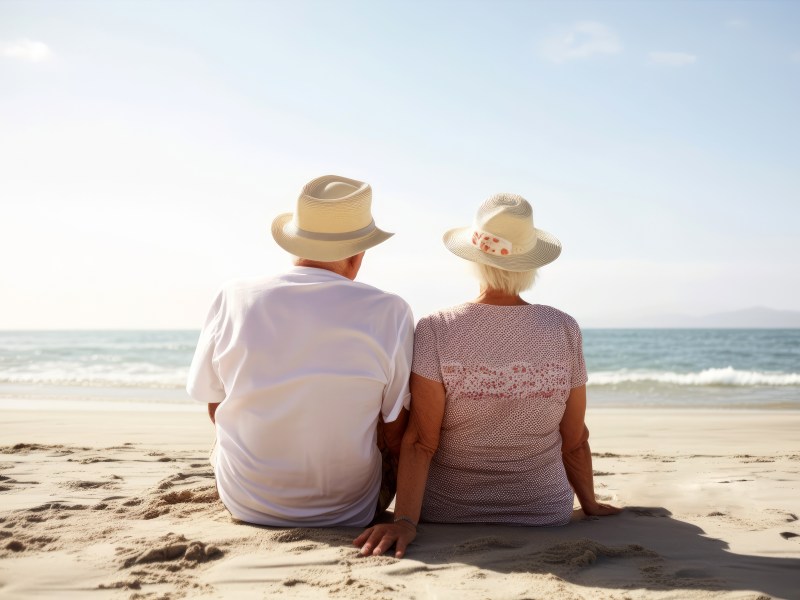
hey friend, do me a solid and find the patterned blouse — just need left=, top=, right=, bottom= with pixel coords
left=411, top=303, right=587, bottom=526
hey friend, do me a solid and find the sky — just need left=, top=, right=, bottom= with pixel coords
left=1, top=0, right=799, bottom=329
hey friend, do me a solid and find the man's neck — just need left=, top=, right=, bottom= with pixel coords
left=295, top=259, right=353, bottom=280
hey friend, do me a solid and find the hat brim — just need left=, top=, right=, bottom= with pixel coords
left=271, top=213, right=394, bottom=262
left=442, top=226, right=562, bottom=272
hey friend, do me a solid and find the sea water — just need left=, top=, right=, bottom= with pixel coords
left=0, top=330, right=197, bottom=410
left=582, top=329, right=799, bottom=409
left=0, top=329, right=798, bottom=410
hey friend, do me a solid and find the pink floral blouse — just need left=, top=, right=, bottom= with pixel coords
left=411, top=303, right=587, bottom=526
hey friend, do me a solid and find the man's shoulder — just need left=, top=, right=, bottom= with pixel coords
left=217, top=274, right=279, bottom=297
left=346, top=280, right=412, bottom=315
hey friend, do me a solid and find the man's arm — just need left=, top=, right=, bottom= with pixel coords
left=208, top=402, right=220, bottom=424
left=355, top=373, right=446, bottom=558
left=560, top=385, right=620, bottom=517
left=380, top=407, right=409, bottom=463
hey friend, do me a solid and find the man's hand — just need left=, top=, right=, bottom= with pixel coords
left=353, top=522, right=417, bottom=558
left=582, top=501, right=622, bottom=516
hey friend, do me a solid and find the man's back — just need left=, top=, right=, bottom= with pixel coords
left=188, top=266, right=413, bottom=526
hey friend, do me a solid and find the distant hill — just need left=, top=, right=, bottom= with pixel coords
left=634, top=307, right=800, bottom=328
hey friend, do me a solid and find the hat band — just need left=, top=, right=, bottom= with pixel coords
left=291, top=219, right=376, bottom=241
left=471, top=229, right=513, bottom=256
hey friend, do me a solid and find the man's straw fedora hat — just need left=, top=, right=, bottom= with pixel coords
left=271, top=175, right=393, bottom=261
left=443, top=193, right=561, bottom=272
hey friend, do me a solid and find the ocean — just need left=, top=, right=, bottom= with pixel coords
left=0, top=329, right=798, bottom=410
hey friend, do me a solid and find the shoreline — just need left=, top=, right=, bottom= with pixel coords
left=3, top=405, right=799, bottom=451
left=2, top=383, right=798, bottom=413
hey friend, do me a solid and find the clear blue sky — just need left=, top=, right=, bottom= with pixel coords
left=1, top=0, right=799, bottom=328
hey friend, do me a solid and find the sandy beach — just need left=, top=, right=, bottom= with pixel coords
left=1, top=406, right=798, bottom=600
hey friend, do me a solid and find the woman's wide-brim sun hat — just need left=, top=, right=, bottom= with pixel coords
left=271, top=175, right=393, bottom=262
left=443, top=193, right=561, bottom=272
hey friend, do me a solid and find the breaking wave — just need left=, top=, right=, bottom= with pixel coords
left=589, top=366, right=800, bottom=387
left=0, top=363, right=187, bottom=389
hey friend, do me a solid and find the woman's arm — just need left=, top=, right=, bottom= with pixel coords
left=560, top=385, right=621, bottom=516
left=354, top=373, right=446, bottom=558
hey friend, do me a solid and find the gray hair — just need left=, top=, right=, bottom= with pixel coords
left=472, top=263, right=537, bottom=295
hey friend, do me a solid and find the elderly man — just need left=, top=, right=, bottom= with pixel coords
left=187, top=175, right=413, bottom=527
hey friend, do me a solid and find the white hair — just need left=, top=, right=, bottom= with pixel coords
left=472, top=263, right=537, bottom=295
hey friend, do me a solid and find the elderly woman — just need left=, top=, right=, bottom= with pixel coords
left=355, top=194, right=620, bottom=558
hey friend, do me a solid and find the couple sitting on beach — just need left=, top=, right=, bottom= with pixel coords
left=187, top=175, right=620, bottom=559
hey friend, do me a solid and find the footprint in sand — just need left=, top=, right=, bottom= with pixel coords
left=271, top=528, right=353, bottom=546
left=0, top=522, right=60, bottom=556
left=0, top=474, right=40, bottom=490
left=754, top=509, right=800, bottom=528
left=159, top=488, right=219, bottom=506
left=453, top=536, right=521, bottom=555
left=156, top=470, right=215, bottom=491
left=28, top=502, right=88, bottom=513
left=120, top=534, right=222, bottom=568
left=75, top=457, right=120, bottom=464
left=272, top=529, right=316, bottom=544
left=62, top=480, right=119, bottom=491
left=532, top=539, right=658, bottom=569
left=118, top=486, right=221, bottom=520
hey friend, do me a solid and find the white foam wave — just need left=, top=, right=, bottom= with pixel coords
left=0, top=366, right=187, bottom=389
left=588, top=367, right=800, bottom=387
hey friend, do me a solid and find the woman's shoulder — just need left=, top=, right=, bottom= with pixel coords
left=419, top=302, right=579, bottom=321
left=530, top=304, right=580, bottom=327
left=527, top=306, right=585, bottom=349
left=416, top=303, right=475, bottom=328
left=417, top=303, right=582, bottom=334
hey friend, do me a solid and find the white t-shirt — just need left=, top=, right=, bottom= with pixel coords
left=186, top=267, right=414, bottom=527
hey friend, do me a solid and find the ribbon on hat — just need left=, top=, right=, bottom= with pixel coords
left=471, top=229, right=512, bottom=256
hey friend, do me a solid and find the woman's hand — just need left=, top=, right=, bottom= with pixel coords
left=582, top=501, right=622, bottom=516
left=353, top=521, right=417, bottom=558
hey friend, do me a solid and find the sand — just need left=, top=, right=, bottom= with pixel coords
left=1, top=406, right=798, bottom=600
